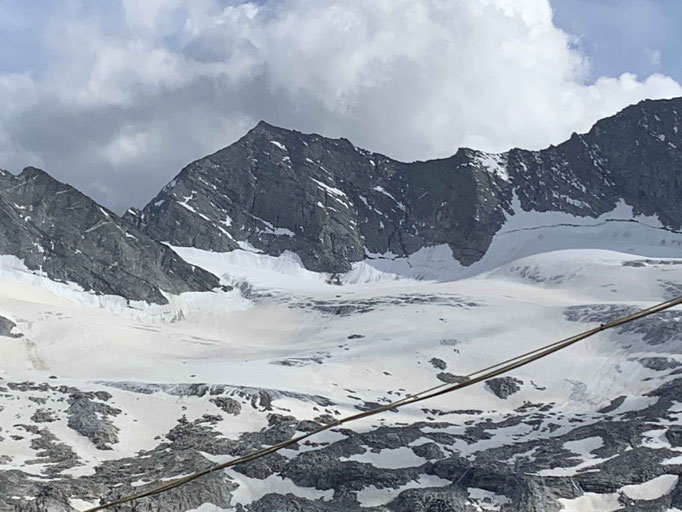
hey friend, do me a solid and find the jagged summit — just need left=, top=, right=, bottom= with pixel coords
left=0, top=166, right=219, bottom=303
left=250, top=119, right=289, bottom=132
left=19, top=165, right=53, bottom=179
left=248, top=119, right=354, bottom=141
left=125, top=117, right=512, bottom=272
left=128, top=96, right=682, bottom=274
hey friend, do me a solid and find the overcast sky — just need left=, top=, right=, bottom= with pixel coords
left=1, top=0, right=681, bottom=213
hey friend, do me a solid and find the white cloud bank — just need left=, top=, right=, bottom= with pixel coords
left=1, top=0, right=681, bottom=211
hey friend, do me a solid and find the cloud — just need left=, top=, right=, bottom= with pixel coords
left=1, top=0, right=681, bottom=213
left=646, top=49, right=662, bottom=69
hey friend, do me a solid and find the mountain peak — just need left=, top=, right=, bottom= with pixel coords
left=249, top=119, right=293, bottom=135
left=0, top=166, right=219, bottom=303
left=131, top=95, right=682, bottom=275
left=255, top=120, right=275, bottom=129
left=19, top=166, right=54, bottom=181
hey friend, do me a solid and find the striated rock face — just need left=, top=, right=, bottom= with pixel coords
left=125, top=121, right=512, bottom=273
left=0, top=167, right=219, bottom=303
left=129, top=97, right=682, bottom=273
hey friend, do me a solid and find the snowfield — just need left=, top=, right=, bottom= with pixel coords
left=1, top=207, right=681, bottom=511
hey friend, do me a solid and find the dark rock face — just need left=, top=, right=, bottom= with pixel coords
left=126, top=121, right=512, bottom=273
left=0, top=315, right=21, bottom=338
left=485, top=377, right=523, bottom=399
left=436, top=373, right=469, bottom=385
left=3, top=376, right=682, bottom=511
left=24, top=425, right=81, bottom=475
left=66, top=392, right=121, bottom=450
left=429, top=358, right=447, bottom=370
left=131, top=98, right=682, bottom=274
left=210, top=396, right=242, bottom=416
left=638, top=357, right=681, bottom=371
left=0, top=167, right=219, bottom=303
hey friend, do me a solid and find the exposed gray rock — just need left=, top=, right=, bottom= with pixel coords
left=613, top=311, right=682, bottom=347
left=19, top=424, right=81, bottom=475
left=638, top=357, right=681, bottom=371
left=31, top=409, right=57, bottom=423
left=439, top=338, right=460, bottom=347
left=127, top=118, right=513, bottom=273
left=660, top=280, right=682, bottom=300
left=598, top=396, right=627, bottom=414
left=100, top=381, right=335, bottom=409
left=667, top=426, right=682, bottom=447
left=485, top=377, right=523, bottom=399
left=66, top=392, right=121, bottom=450
left=387, top=488, right=472, bottom=512
left=242, top=494, right=349, bottom=512
left=210, top=396, right=242, bottom=416
left=410, top=442, right=445, bottom=460
left=3, top=377, right=682, bottom=511
left=0, top=167, right=219, bottom=303
left=130, top=97, right=682, bottom=274
left=429, top=358, right=447, bottom=370
left=436, top=373, right=468, bottom=384
left=0, top=315, right=21, bottom=338
left=625, top=259, right=682, bottom=267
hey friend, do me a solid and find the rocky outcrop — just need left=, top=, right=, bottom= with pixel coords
left=0, top=167, right=219, bottom=303
left=0, top=315, right=21, bottom=338
left=129, top=97, right=682, bottom=274
left=485, top=376, right=523, bottom=399
left=66, top=392, right=121, bottom=450
left=2, top=372, right=682, bottom=511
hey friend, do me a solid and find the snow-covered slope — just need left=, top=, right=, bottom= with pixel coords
left=168, top=193, right=682, bottom=288
left=1, top=241, right=681, bottom=511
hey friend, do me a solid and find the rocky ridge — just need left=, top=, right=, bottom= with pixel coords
left=0, top=167, right=219, bottom=303
left=128, top=97, right=682, bottom=273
